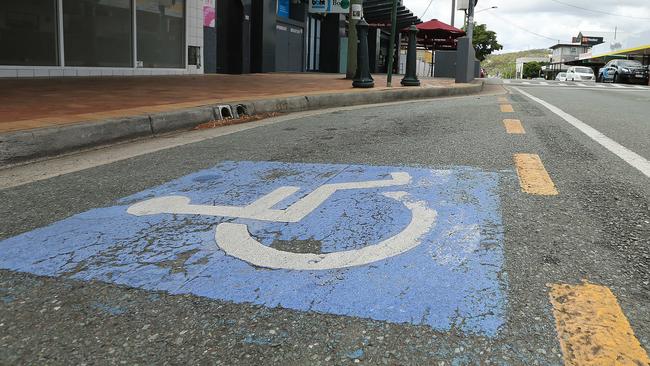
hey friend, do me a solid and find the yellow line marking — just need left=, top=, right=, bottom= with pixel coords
left=500, top=104, right=514, bottom=113
left=503, top=119, right=525, bottom=134
left=549, top=282, right=650, bottom=366
left=513, top=153, right=558, bottom=195
left=498, top=96, right=508, bottom=104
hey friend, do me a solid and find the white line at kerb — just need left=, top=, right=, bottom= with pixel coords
left=513, top=87, right=650, bottom=178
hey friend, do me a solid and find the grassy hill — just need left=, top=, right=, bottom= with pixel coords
left=482, top=49, right=550, bottom=78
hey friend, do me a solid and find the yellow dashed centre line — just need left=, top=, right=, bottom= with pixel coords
left=513, top=153, right=558, bottom=195
left=549, top=282, right=650, bottom=366
left=503, top=119, right=525, bottom=134
left=500, top=104, right=514, bottom=113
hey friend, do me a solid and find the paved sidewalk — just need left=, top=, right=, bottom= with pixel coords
left=1, top=73, right=483, bottom=167
left=0, top=73, right=456, bottom=133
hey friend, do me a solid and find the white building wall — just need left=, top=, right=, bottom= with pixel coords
left=186, top=0, right=204, bottom=74
left=515, top=57, right=550, bottom=79
left=0, top=0, right=204, bottom=78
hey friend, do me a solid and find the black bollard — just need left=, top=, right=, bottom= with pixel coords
left=401, top=24, right=420, bottom=86
left=352, top=18, right=374, bottom=88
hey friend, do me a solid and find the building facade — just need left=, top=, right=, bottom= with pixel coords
left=0, top=0, right=204, bottom=77
left=515, top=56, right=550, bottom=79
left=542, top=32, right=606, bottom=79
left=1, top=0, right=419, bottom=78
left=587, top=30, right=650, bottom=67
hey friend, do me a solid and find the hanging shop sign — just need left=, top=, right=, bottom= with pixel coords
left=351, top=3, right=362, bottom=19
left=309, top=0, right=351, bottom=14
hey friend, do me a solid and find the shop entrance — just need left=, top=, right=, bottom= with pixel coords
left=275, top=23, right=304, bottom=72
left=216, top=0, right=244, bottom=74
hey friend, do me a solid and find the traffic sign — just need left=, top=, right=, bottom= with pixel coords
left=0, top=161, right=506, bottom=335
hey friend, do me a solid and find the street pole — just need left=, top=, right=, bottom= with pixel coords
left=451, top=0, right=456, bottom=27
left=346, top=0, right=363, bottom=79
left=467, top=0, right=475, bottom=41
left=385, top=0, right=398, bottom=87
left=455, top=0, right=476, bottom=83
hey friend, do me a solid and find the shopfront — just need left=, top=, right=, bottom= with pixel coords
left=0, top=0, right=203, bottom=77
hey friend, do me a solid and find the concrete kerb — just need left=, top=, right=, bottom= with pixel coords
left=0, top=115, right=153, bottom=167
left=149, top=106, right=216, bottom=135
left=0, top=81, right=483, bottom=168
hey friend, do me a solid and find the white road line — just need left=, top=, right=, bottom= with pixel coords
left=557, top=83, right=567, bottom=86
left=504, top=79, right=511, bottom=84
left=610, top=83, right=626, bottom=88
left=575, top=82, right=586, bottom=87
left=513, top=87, right=650, bottom=178
left=539, top=81, right=549, bottom=85
left=521, top=81, right=531, bottom=85
left=633, top=85, right=648, bottom=89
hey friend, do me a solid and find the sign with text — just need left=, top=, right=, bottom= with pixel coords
left=278, top=0, right=290, bottom=18
left=572, top=36, right=604, bottom=47
left=309, top=0, right=350, bottom=14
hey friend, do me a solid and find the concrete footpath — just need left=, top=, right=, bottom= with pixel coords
left=0, top=73, right=483, bottom=167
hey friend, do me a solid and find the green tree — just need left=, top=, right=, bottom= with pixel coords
left=464, top=23, right=503, bottom=61
left=523, top=61, right=543, bottom=79
left=501, top=64, right=516, bottom=79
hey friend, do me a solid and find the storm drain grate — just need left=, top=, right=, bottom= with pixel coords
left=215, top=105, right=233, bottom=119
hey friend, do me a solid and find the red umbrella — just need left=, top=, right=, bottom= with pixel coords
left=410, top=19, right=465, bottom=76
left=415, top=19, right=465, bottom=46
left=415, top=19, right=465, bottom=37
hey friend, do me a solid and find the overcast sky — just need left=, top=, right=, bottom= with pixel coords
left=403, top=0, right=650, bottom=52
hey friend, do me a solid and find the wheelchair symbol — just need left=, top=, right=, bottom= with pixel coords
left=127, top=172, right=437, bottom=270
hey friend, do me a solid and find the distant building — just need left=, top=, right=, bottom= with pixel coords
left=585, top=30, right=650, bottom=67
left=550, top=43, right=590, bottom=65
left=543, top=32, right=605, bottom=79
left=515, top=57, right=550, bottom=79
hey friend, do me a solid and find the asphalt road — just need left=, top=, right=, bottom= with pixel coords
left=1, top=84, right=649, bottom=365
left=507, top=81, right=650, bottom=159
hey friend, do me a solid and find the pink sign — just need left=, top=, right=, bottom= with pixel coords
left=203, top=0, right=215, bottom=28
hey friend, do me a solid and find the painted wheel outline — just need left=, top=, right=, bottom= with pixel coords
left=214, top=191, right=437, bottom=270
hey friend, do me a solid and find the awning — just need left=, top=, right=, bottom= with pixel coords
left=362, top=0, right=422, bottom=29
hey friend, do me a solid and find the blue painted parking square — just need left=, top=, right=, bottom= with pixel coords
left=0, top=161, right=506, bottom=335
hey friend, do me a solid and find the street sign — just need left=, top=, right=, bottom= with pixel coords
left=0, top=161, right=506, bottom=335
left=351, top=3, right=362, bottom=19
left=572, top=33, right=604, bottom=47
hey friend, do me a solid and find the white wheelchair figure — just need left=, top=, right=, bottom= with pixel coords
left=128, top=172, right=437, bottom=270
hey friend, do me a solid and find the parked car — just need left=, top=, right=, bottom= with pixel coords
left=555, top=72, right=567, bottom=81
left=566, top=66, right=595, bottom=81
left=597, top=59, right=649, bottom=84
